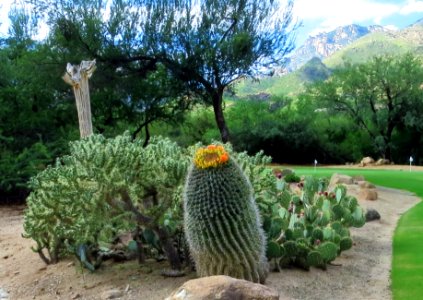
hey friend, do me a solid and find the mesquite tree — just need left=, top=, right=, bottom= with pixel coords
left=63, top=60, right=96, bottom=138
left=305, top=54, right=423, bottom=160
left=30, top=0, right=298, bottom=142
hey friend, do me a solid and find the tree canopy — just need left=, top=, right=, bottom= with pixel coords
left=30, top=0, right=298, bottom=142
left=305, top=53, right=423, bottom=160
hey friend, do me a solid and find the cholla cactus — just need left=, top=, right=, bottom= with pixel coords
left=23, top=133, right=189, bottom=269
left=183, top=145, right=268, bottom=283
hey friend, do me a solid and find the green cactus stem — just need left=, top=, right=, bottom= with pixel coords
left=184, top=145, right=268, bottom=283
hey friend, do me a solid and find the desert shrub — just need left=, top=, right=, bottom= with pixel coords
left=23, top=133, right=190, bottom=270
left=24, top=133, right=365, bottom=273
left=284, top=173, right=301, bottom=183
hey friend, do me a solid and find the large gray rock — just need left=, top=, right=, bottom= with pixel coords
left=366, top=209, right=381, bottom=222
left=329, top=173, right=353, bottom=188
left=352, top=175, right=365, bottom=182
left=360, top=157, right=375, bottom=166
left=359, top=188, right=378, bottom=201
left=375, top=158, right=390, bottom=166
left=166, top=275, right=279, bottom=300
left=357, top=181, right=376, bottom=189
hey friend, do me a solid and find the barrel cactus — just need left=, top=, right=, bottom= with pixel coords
left=183, top=145, right=268, bottom=283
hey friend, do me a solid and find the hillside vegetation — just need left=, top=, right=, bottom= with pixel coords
left=235, top=57, right=330, bottom=97
left=236, top=22, right=423, bottom=97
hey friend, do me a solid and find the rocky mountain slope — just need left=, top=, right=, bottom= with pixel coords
left=286, top=24, right=391, bottom=72
left=235, top=20, right=423, bottom=97
left=324, top=20, right=423, bottom=67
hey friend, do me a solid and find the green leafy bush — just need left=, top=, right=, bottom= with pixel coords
left=284, top=173, right=301, bottom=183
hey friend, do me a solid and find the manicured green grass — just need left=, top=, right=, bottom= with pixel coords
left=289, top=166, right=423, bottom=300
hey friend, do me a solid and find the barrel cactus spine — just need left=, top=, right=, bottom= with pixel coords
left=183, top=144, right=268, bottom=283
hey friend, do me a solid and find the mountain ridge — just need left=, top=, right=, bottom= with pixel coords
left=285, top=24, right=392, bottom=72
left=235, top=19, right=423, bottom=98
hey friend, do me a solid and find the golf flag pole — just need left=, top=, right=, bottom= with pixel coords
left=410, top=156, right=413, bottom=172
left=314, top=159, right=318, bottom=173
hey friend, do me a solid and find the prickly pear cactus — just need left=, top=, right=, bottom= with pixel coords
left=257, top=173, right=366, bottom=271
left=183, top=145, right=268, bottom=283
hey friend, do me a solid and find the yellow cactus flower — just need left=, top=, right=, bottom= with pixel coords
left=194, top=145, right=230, bottom=169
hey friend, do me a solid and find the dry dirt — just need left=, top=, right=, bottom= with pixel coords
left=0, top=168, right=421, bottom=300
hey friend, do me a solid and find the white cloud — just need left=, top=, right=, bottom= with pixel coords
left=293, top=0, right=400, bottom=35
left=399, top=0, right=423, bottom=14
left=0, top=0, right=14, bottom=36
left=0, top=0, right=50, bottom=40
left=384, top=24, right=399, bottom=30
left=293, top=0, right=399, bottom=21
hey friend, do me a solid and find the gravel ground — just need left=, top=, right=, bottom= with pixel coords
left=0, top=184, right=420, bottom=300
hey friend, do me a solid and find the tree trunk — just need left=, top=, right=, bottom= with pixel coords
left=143, top=123, right=150, bottom=147
left=212, top=91, right=230, bottom=143
left=154, top=226, right=182, bottom=270
left=384, top=123, right=395, bottom=161
left=63, top=60, right=96, bottom=138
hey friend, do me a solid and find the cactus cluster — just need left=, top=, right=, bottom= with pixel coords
left=23, top=133, right=189, bottom=267
left=183, top=145, right=268, bottom=283
left=260, top=176, right=365, bottom=270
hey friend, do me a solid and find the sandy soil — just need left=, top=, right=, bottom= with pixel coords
left=0, top=180, right=420, bottom=300
left=272, top=185, right=419, bottom=300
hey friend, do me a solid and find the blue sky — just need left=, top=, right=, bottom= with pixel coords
left=1, top=0, right=422, bottom=48
left=292, top=0, right=423, bottom=45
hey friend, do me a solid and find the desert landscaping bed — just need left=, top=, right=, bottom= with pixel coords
left=0, top=183, right=419, bottom=300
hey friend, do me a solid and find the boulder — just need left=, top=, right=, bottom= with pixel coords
left=375, top=158, right=390, bottom=166
left=166, top=275, right=279, bottom=300
left=360, top=157, right=375, bottom=166
left=366, top=209, right=381, bottom=222
left=356, top=181, right=376, bottom=189
left=329, top=173, right=353, bottom=188
left=359, top=188, right=378, bottom=201
left=352, top=175, right=365, bottom=182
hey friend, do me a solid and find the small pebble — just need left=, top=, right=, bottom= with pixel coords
left=0, top=288, right=9, bottom=300
left=101, top=289, right=123, bottom=299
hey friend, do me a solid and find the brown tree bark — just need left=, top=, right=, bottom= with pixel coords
left=63, top=60, right=96, bottom=138
left=212, top=91, right=230, bottom=143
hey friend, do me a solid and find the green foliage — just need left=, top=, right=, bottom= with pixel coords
left=284, top=173, right=301, bottom=183
left=183, top=145, right=268, bottom=283
left=23, top=133, right=189, bottom=268
left=254, top=172, right=365, bottom=270
left=31, top=0, right=297, bottom=142
left=305, top=53, right=423, bottom=160
left=235, top=57, right=330, bottom=97
left=324, top=30, right=423, bottom=68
